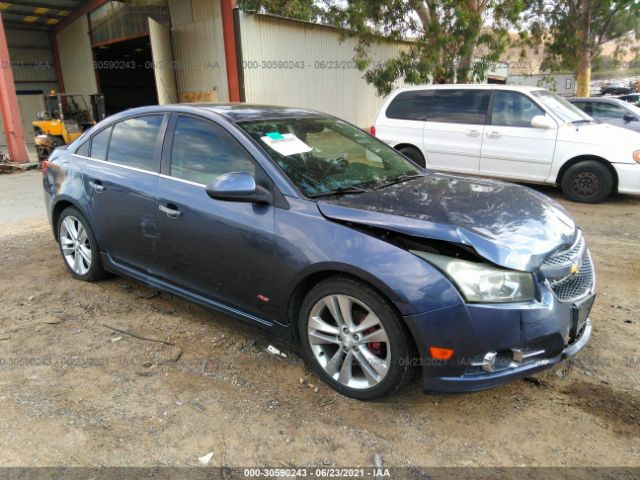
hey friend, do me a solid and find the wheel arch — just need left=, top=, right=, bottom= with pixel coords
left=556, top=155, right=619, bottom=192
left=393, top=143, right=426, bottom=166
left=51, top=198, right=90, bottom=242
left=286, top=267, right=414, bottom=349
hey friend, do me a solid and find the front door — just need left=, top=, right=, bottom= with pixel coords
left=153, top=114, right=276, bottom=318
left=480, top=90, right=558, bottom=181
left=422, top=89, right=490, bottom=173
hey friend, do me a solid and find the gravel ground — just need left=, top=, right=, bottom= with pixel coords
left=0, top=171, right=638, bottom=467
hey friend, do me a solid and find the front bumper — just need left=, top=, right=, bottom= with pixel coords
left=613, top=162, right=640, bottom=195
left=403, top=275, right=595, bottom=394
left=420, top=319, right=591, bottom=393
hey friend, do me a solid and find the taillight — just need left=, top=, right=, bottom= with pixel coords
left=41, top=160, right=48, bottom=175
left=369, top=125, right=376, bottom=137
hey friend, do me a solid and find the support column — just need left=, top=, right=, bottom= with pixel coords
left=221, top=0, right=241, bottom=102
left=49, top=30, right=65, bottom=92
left=0, top=14, right=29, bottom=163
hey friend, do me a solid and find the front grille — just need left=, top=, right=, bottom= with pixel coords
left=549, top=253, right=594, bottom=302
left=543, top=234, right=584, bottom=267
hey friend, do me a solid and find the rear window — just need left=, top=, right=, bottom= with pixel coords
left=107, top=115, right=163, bottom=171
left=75, top=140, right=89, bottom=156
left=386, top=89, right=490, bottom=125
left=90, top=126, right=111, bottom=161
left=385, top=90, right=434, bottom=121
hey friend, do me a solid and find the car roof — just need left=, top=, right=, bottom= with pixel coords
left=107, top=103, right=328, bottom=123
left=567, top=97, right=628, bottom=104
left=389, top=84, right=547, bottom=94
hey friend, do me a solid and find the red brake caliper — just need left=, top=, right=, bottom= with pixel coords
left=364, top=327, right=383, bottom=355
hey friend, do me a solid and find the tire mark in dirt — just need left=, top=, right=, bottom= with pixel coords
left=562, top=381, right=640, bottom=436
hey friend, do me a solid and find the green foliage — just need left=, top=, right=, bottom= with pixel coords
left=328, top=0, right=526, bottom=95
left=526, top=0, right=640, bottom=73
left=237, top=0, right=320, bottom=22
left=239, top=0, right=527, bottom=95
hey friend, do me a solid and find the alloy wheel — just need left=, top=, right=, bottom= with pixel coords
left=307, top=294, right=390, bottom=389
left=59, top=215, right=92, bottom=276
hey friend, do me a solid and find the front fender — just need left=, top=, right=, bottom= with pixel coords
left=276, top=199, right=463, bottom=316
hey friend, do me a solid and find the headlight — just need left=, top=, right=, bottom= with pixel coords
left=411, top=251, right=535, bottom=303
left=633, top=150, right=640, bottom=163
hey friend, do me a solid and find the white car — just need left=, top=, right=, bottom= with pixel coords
left=371, top=84, right=640, bottom=203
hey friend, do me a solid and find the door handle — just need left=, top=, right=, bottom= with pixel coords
left=88, top=180, right=105, bottom=192
left=487, top=131, right=501, bottom=139
left=465, top=129, right=481, bottom=137
left=159, top=204, right=182, bottom=218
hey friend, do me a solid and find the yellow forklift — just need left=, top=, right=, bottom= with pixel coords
left=33, top=92, right=105, bottom=162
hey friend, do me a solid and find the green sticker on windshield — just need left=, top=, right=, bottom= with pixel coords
left=266, top=131, right=285, bottom=140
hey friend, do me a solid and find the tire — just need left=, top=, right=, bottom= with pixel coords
left=560, top=160, right=614, bottom=203
left=398, top=146, right=425, bottom=168
left=57, top=207, right=107, bottom=282
left=299, top=277, right=415, bottom=399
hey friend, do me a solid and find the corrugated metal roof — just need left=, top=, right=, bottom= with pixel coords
left=240, top=10, right=416, bottom=45
left=0, top=0, right=89, bottom=30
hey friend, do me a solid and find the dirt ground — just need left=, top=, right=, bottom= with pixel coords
left=0, top=171, right=638, bottom=468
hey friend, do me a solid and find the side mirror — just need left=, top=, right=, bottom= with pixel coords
left=531, top=115, right=556, bottom=129
left=623, top=114, right=638, bottom=123
left=205, top=172, right=272, bottom=204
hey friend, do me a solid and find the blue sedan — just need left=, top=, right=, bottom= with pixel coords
left=43, top=104, right=594, bottom=399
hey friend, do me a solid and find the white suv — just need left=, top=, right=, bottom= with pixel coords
left=372, top=84, right=640, bottom=203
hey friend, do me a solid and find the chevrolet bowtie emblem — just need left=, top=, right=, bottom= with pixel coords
left=571, top=263, right=580, bottom=275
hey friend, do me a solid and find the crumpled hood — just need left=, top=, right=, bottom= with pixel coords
left=317, top=173, right=577, bottom=271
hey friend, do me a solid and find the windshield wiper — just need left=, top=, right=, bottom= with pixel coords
left=571, top=119, right=596, bottom=125
left=372, top=173, right=423, bottom=190
left=307, top=185, right=369, bottom=198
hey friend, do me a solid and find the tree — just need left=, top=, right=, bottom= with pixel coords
left=327, top=0, right=527, bottom=95
left=239, top=0, right=528, bottom=96
left=527, top=0, right=640, bottom=96
left=238, top=0, right=320, bottom=22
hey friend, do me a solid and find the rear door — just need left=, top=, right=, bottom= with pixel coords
left=480, top=90, right=557, bottom=181
left=422, top=89, right=490, bottom=173
left=153, top=114, right=276, bottom=317
left=377, top=90, right=431, bottom=162
left=82, top=114, right=167, bottom=273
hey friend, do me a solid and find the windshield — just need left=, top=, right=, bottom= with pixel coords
left=626, top=102, right=640, bottom=116
left=532, top=90, right=593, bottom=124
left=239, top=117, right=422, bottom=197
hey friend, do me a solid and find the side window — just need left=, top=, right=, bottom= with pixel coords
left=90, top=126, right=112, bottom=160
left=591, top=103, right=626, bottom=120
left=76, top=140, right=90, bottom=156
left=107, top=115, right=163, bottom=171
left=385, top=91, right=434, bottom=121
left=170, top=116, right=255, bottom=185
left=491, top=91, right=545, bottom=127
left=574, top=102, right=592, bottom=115
left=428, top=89, right=491, bottom=124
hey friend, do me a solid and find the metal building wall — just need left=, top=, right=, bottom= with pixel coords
left=238, top=12, right=409, bottom=127
left=168, top=0, right=228, bottom=102
left=6, top=28, right=58, bottom=93
left=56, top=15, right=97, bottom=96
left=0, top=28, right=58, bottom=153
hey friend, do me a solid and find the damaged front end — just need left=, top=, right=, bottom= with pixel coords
left=316, top=200, right=595, bottom=393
